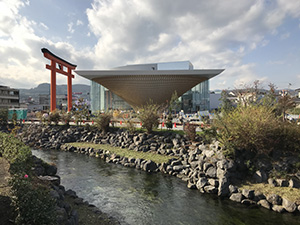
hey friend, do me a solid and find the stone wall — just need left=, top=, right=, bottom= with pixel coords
left=21, top=124, right=300, bottom=214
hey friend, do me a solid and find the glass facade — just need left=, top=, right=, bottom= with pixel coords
left=90, top=61, right=210, bottom=113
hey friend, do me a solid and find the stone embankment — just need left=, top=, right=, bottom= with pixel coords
left=21, top=124, right=300, bottom=214
left=32, top=155, right=119, bottom=225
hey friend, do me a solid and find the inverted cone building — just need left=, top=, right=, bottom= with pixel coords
left=75, top=61, right=224, bottom=111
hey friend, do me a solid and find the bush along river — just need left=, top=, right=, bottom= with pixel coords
left=21, top=125, right=300, bottom=224
left=32, top=149, right=300, bottom=225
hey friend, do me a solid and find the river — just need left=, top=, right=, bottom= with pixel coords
left=32, top=149, right=300, bottom=225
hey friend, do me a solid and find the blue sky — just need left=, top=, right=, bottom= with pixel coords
left=0, top=0, right=300, bottom=91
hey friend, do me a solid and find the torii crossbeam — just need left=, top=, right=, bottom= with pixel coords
left=41, top=48, right=77, bottom=112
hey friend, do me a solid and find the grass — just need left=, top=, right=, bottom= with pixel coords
left=66, top=142, right=177, bottom=164
left=239, top=182, right=300, bottom=202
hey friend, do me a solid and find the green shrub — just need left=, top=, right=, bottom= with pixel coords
left=60, top=110, right=72, bottom=125
left=166, top=115, right=173, bottom=129
left=214, top=104, right=300, bottom=156
left=0, top=132, right=57, bottom=224
left=125, top=119, right=136, bottom=133
left=137, top=102, right=160, bottom=133
left=95, top=111, right=112, bottom=133
left=49, top=109, right=61, bottom=125
left=10, top=175, right=57, bottom=225
left=0, top=108, right=8, bottom=126
left=198, top=126, right=218, bottom=143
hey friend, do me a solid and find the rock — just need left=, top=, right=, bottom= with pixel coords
left=229, top=193, right=244, bottom=203
left=253, top=170, right=268, bottom=183
left=196, top=177, right=208, bottom=189
left=187, top=181, right=197, bottom=189
left=203, top=185, right=217, bottom=194
left=229, top=185, right=238, bottom=194
left=282, top=198, right=297, bottom=213
left=289, top=178, right=300, bottom=188
left=218, top=177, right=230, bottom=197
left=272, top=205, right=285, bottom=213
left=241, top=199, right=256, bottom=205
left=205, top=166, right=217, bottom=178
left=276, top=179, right=288, bottom=187
left=268, top=178, right=277, bottom=187
left=208, top=178, right=219, bottom=188
left=56, top=207, right=68, bottom=224
left=203, top=149, right=215, bottom=158
left=143, top=160, right=158, bottom=172
left=173, top=165, right=184, bottom=172
left=203, top=163, right=213, bottom=172
left=216, top=168, right=227, bottom=179
left=50, top=190, right=60, bottom=201
left=38, top=175, right=60, bottom=186
left=171, top=160, right=182, bottom=166
left=242, top=189, right=255, bottom=200
left=267, top=194, right=282, bottom=205
left=65, top=189, right=77, bottom=198
left=74, top=198, right=84, bottom=205
left=257, top=199, right=271, bottom=209
left=253, top=191, right=266, bottom=202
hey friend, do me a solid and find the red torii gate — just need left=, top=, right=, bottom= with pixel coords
left=41, top=48, right=77, bottom=112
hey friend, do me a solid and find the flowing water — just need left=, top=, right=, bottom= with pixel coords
left=32, top=149, right=300, bottom=225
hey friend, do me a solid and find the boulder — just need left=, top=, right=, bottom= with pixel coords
left=202, top=149, right=215, bottom=158
left=257, top=199, right=271, bottom=209
left=253, top=191, right=266, bottom=202
left=205, top=166, right=217, bottom=178
left=253, top=170, right=268, bottom=183
left=196, top=177, right=208, bottom=189
left=229, top=193, right=244, bottom=203
left=282, top=198, right=297, bottom=213
left=187, top=181, right=197, bottom=189
left=268, top=178, right=277, bottom=187
left=203, top=162, right=213, bottom=172
left=218, top=177, right=230, bottom=197
left=272, top=205, right=285, bottom=213
left=289, top=178, right=300, bottom=188
left=241, top=199, right=256, bottom=205
left=242, top=189, right=255, bottom=200
left=208, top=178, right=219, bottom=188
left=204, top=185, right=217, bottom=194
left=143, top=160, right=158, bottom=172
left=228, top=185, right=238, bottom=194
left=173, top=165, right=184, bottom=172
left=267, top=194, right=282, bottom=205
left=276, top=179, right=288, bottom=187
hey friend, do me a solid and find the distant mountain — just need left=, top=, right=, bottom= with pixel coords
left=20, top=83, right=90, bottom=102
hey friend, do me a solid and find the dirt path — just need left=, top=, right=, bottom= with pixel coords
left=0, top=157, right=15, bottom=224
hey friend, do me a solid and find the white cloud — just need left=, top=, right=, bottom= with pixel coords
left=39, top=22, right=49, bottom=30
left=76, top=20, right=83, bottom=26
left=84, top=0, right=300, bottom=89
left=67, top=22, right=74, bottom=34
left=1, top=0, right=300, bottom=90
left=0, top=0, right=95, bottom=88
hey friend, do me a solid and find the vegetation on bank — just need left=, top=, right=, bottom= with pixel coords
left=0, top=132, right=57, bottom=225
left=239, top=182, right=300, bottom=203
left=207, top=82, right=300, bottom=160
left=65, top=142, right=177, bottom=164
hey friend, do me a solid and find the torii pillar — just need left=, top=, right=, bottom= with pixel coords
left=41, top=48, right=77, bottom=112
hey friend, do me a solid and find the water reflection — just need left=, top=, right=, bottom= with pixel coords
left=32, top=149, right=300, bottom=225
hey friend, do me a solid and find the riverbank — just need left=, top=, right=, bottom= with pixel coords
left=19, top=124, right=300, bottom=215
left=0, top=128, right=120, bottom=225
left=0, top=157, right=15, bottom=224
